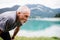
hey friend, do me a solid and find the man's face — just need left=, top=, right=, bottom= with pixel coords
left=18, top=12, right=30, bottom=24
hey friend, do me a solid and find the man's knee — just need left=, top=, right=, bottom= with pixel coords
left=0, top=31, right=11, bottom=40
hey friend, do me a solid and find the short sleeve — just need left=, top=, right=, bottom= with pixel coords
left=0, top=17, right=8, bottom=31
left=5, top=18, right=14, bottom=31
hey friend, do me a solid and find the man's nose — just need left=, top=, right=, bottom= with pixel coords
left=24, top=18, right=28, bottom=21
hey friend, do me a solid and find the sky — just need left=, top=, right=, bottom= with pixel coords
left=0, top=0, right=60, bottom=9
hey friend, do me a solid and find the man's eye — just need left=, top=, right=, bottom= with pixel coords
left=25, top=16, right=28, bottom=18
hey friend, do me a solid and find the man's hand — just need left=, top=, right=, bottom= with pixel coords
left=11, top=36, right=14, bottom=40
left=11, top=35, right=15, bottom=40
left=11, top=39, right=14, bottom=40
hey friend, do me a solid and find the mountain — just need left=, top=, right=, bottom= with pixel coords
left=54, top=8, right=60, bottom=13
left=54, top=8, right=60, bottom=17
left=0, top=4, right=60, bottom=18
left=26, top=4, right=60, bottom=18
left=0, top=5, right=20, bottom=13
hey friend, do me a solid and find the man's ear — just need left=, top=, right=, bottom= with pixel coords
left=16, top=12, right=21, bottom=17
left=16, top=11, right=21, bottom=14
left=18, top=12, right=21, bottom=14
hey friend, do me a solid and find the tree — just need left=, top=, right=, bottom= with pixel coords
left=55, top=13, right=60, bottom=18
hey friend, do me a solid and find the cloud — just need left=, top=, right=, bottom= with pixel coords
left=0, top=0, right=60, bottom=9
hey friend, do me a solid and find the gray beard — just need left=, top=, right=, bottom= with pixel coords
left=20, top=20, right=25, bottom=24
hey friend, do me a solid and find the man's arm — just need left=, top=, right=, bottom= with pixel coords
left=11, top=26, right=20, bottom=39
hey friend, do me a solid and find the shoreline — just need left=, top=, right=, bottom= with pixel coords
left=9, top=25, right=60, bottom=38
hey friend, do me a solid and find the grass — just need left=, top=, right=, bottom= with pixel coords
left=0, top=36, right=60, bottom=40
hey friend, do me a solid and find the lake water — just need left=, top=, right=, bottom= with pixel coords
left=21, top=19, right=60, bottom=31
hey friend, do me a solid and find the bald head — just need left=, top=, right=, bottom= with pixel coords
left=17, top=6, right=30, bottom=14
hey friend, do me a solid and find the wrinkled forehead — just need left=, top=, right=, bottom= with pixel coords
left=21, top=10, right=30, bottom=14
left=22, top=11, right=30, bottom=16
left=21, top=8, right=30, bottom=15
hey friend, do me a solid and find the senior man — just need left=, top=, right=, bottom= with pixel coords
left=0, top=6, right=30, bottom=40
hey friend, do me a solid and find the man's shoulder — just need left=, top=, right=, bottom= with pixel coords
left=0, top=11, right=16, bottom=16
left=0, top=11, right=16, bottom=22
